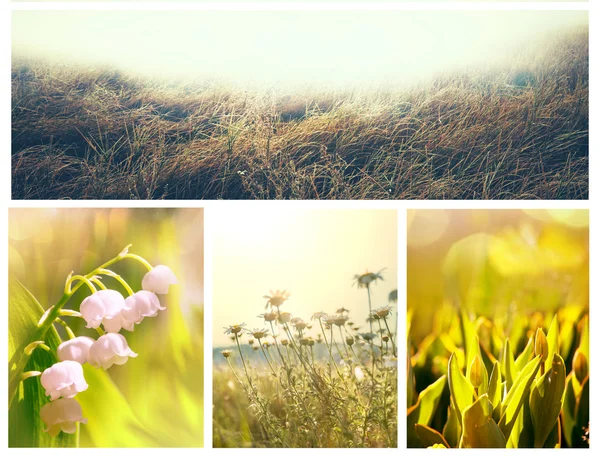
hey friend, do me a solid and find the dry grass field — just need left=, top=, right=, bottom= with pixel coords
left=12, top=30, right=588, bottom=200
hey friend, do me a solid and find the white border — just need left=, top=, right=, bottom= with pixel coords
left=2, top=1, right=595, bottom=454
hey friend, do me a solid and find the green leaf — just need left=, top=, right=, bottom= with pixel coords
left=415, top=424, right=450, bottom=448
left=443, top=404, right=461, bottom=448
left=530, top=353, right=566, bottom=447
left=407, top=345, right=417, bottom=408
left=8, top=277, right=75, bottom=448
left=501, top=339, right=517, bottom=391
left=514, top=337, right=534, bottom=373
left=487, top=361, right=502, bottom=421
left=578, top=315, right=589, bottom=361
left=506, top=395, right=533, bottom=448
left=460, top=395, right=506, bottom=448
left=542, top=417, right=561, bottom=448
left=561, top=374, right=576, bottom=448
left=574, top=376, right=589, bottom=446
left=416, top=375, right=447, bottom=426
left=77, top=365, right=158, bottom=447
left=544, top=315, right=559, bottom=374
left=499, top=355, right=541, bottom=439
left=448, top=353, right=474, bottom=423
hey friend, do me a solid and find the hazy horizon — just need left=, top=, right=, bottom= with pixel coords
left=212, top=208, right=398, bottom=346
left=12, top=10, right=588, bottom=90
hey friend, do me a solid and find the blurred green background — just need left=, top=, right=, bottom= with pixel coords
left=9, top=208, right=204, bottom=447
left=407, top=209, right=589, bottom=344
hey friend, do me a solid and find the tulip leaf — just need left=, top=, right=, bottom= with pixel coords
left=448, top=353, right=474, bottom=423
left=415, top=424, right=450, bottom=448
left=561, top=374, right=577, bottom=448
left=417, top=375, right=447, bottom=426
left=443, top=404, right=461, bottom=448
left=407, top=346, right=417, bottom=408
left=578, top=315, right=589, bottom=361
left=487, top=361, right=502, bottom=421
left=574, top=376, right=589, bottom=444
left=544, top=315, right=559, bottom=374
left=407, top=375, right=447, bottom=447
left=501, top=339, right=517, bottom=391
left=460, top=395, right=506, bottom=448
left=514, top=337, right=534, bottom=373
left=499, top=355, right=541, bottom=439
left=8, top=277, right=76, bottom=448
left=530, top=353, right=566, bottom=447
left=506, top=395, right=533, bottom=448
left=542, top=417, right=561, bottom=448
left=77, top=365, right=158, bottom=447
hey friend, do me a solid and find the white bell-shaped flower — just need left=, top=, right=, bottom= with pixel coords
left=142, top=265, right=178, bottom=294
left=57, top=336, right=95, bottom=365
left=40, top=398, right=87, bottom=437
left=122, top=290, right=165, bottom=325
left=40, top=360, right=89, bottom=401
left=89, top=333, right=138, bottom=370
left=80, top=290, right=126, bottom=330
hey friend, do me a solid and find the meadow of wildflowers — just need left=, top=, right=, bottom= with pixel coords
left=214, top=273, right=398, bottom=448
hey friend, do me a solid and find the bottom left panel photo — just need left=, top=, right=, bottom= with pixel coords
left=8, top=208, right=204, bottom=447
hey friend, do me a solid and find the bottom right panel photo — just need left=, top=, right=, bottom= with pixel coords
left=407, top=209, right=589, bottom=448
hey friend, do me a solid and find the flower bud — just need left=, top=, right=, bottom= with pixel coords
left=142, top=265, right=178, bottom=294
left=80, top=290, right=126, bottom=330
left=346, top=336, right=355, bottom=346
left=57, top=337, right=95, bottom=365
left=221, top=350, right=233, bottom=359
left=41, top=361, right=88, bottom=401
left=89, top=333, right=138, bottom=370
left=573, top=350, right=588, bottom=383
left=122, top=290, right=164, bottom=327
left=40, top=398, right=87, bottom=437
left=469, top=355, right=484, bottom=389
left=278, top=312, right=292, bottom=324
left=535, top=328, right=548, bottom=363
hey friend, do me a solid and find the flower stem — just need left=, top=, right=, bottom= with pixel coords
left=8, top=247, right=140, bottom=404
left=98, top=268, right=135, bottom=296
left=383, top=317, right=397, bottom=357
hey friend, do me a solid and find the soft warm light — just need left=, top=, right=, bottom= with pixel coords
left=12, top=10, right=588, bottom=89
left=212, top=208, right=398, bottom=346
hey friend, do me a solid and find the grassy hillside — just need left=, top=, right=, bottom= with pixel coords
left=12, top=30, right=588, bottom=199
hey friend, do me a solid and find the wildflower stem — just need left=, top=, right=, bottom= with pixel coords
left=319, top=321, right=344, bottom=381
left=258, top=339, right=278, bottom=377
left=383, top=317, right=397, bottom=357
left=367, top=285, right=374, bottom=333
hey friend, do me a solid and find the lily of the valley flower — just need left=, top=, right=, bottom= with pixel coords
left=41, top=360, right=89, bottom=401
left=40, top=398, right=87, bottom=437
left=89, top=333, right=138, bottom=370
left=80, top=290, right=126, bottom=330
left=57, top=336, right=95, bottom=365
left=122, top=290, right=165, bottom=326
left=142, top=265, right=178, bottom=294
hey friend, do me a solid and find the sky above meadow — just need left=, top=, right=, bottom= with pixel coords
left=211, top=208, right=398, bottom=346
left=12, top=10, right=588, bottom=88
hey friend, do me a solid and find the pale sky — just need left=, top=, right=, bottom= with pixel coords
left=12, top=10, right=588, bottom=88
left=212, top=208, right=398, bottom=346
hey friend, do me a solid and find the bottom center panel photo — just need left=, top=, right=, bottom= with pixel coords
left=212, top=208, right=398, bottom=448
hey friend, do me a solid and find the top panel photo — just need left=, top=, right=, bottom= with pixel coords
left=12, top=10, right=588, bottom=200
